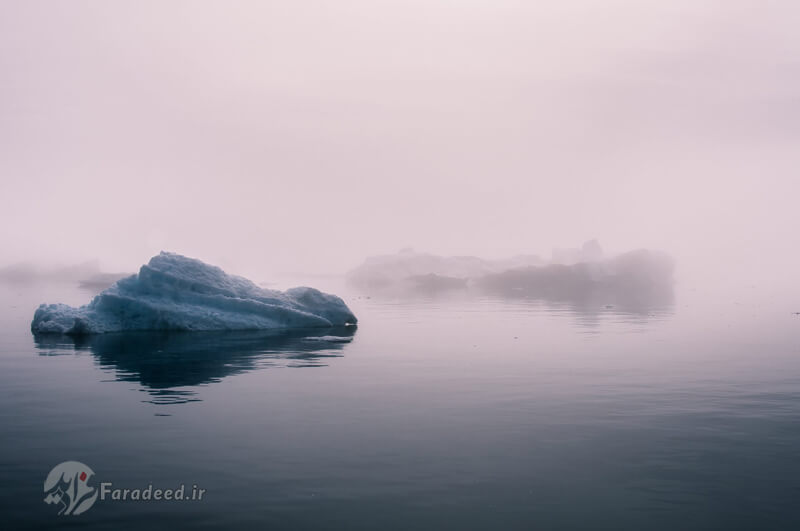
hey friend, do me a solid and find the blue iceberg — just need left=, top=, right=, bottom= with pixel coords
left=31, top=252, right=358, bottom=335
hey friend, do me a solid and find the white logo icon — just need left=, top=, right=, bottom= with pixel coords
left=43, top=461, right=99, bottom=515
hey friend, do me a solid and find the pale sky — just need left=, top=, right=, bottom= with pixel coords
left=1, top=1, right=798, bottom=286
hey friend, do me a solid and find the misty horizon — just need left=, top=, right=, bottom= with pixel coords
left=2, top=1, right=799, bottom=291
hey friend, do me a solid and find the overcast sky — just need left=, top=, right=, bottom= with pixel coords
left=1, top=0, right=798, bottom=285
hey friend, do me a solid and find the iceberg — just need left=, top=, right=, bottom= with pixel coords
left=31, top=252, right=358, bottom=335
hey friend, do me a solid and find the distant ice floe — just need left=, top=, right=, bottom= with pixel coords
left=475, top=248, right=675, bottom=309
left=346, top=247, right=543, bottom=293
left=0, top=259, right=105, bottom=284
left=0, top=259, right=131, bottom=291
left=31, top=252, right=357, bottom=335
left=346, top=241, right=675, bottom=311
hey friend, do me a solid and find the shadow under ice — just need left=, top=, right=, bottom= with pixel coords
left=34, top=327, right=357, bottom=404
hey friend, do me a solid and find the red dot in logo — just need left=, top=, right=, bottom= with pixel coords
left=79, top=472, right=87, bottom=482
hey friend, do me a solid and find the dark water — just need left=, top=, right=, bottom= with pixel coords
left=2, top=280, right=800, bottom=530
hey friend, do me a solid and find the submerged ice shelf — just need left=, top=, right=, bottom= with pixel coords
left=31, top=252, right=357, bottom=335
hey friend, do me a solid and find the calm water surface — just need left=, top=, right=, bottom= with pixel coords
left=1, top=280, right=799, bottom=529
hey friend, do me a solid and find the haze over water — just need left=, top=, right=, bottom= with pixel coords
left=2, top=1, right=799, bottom=288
